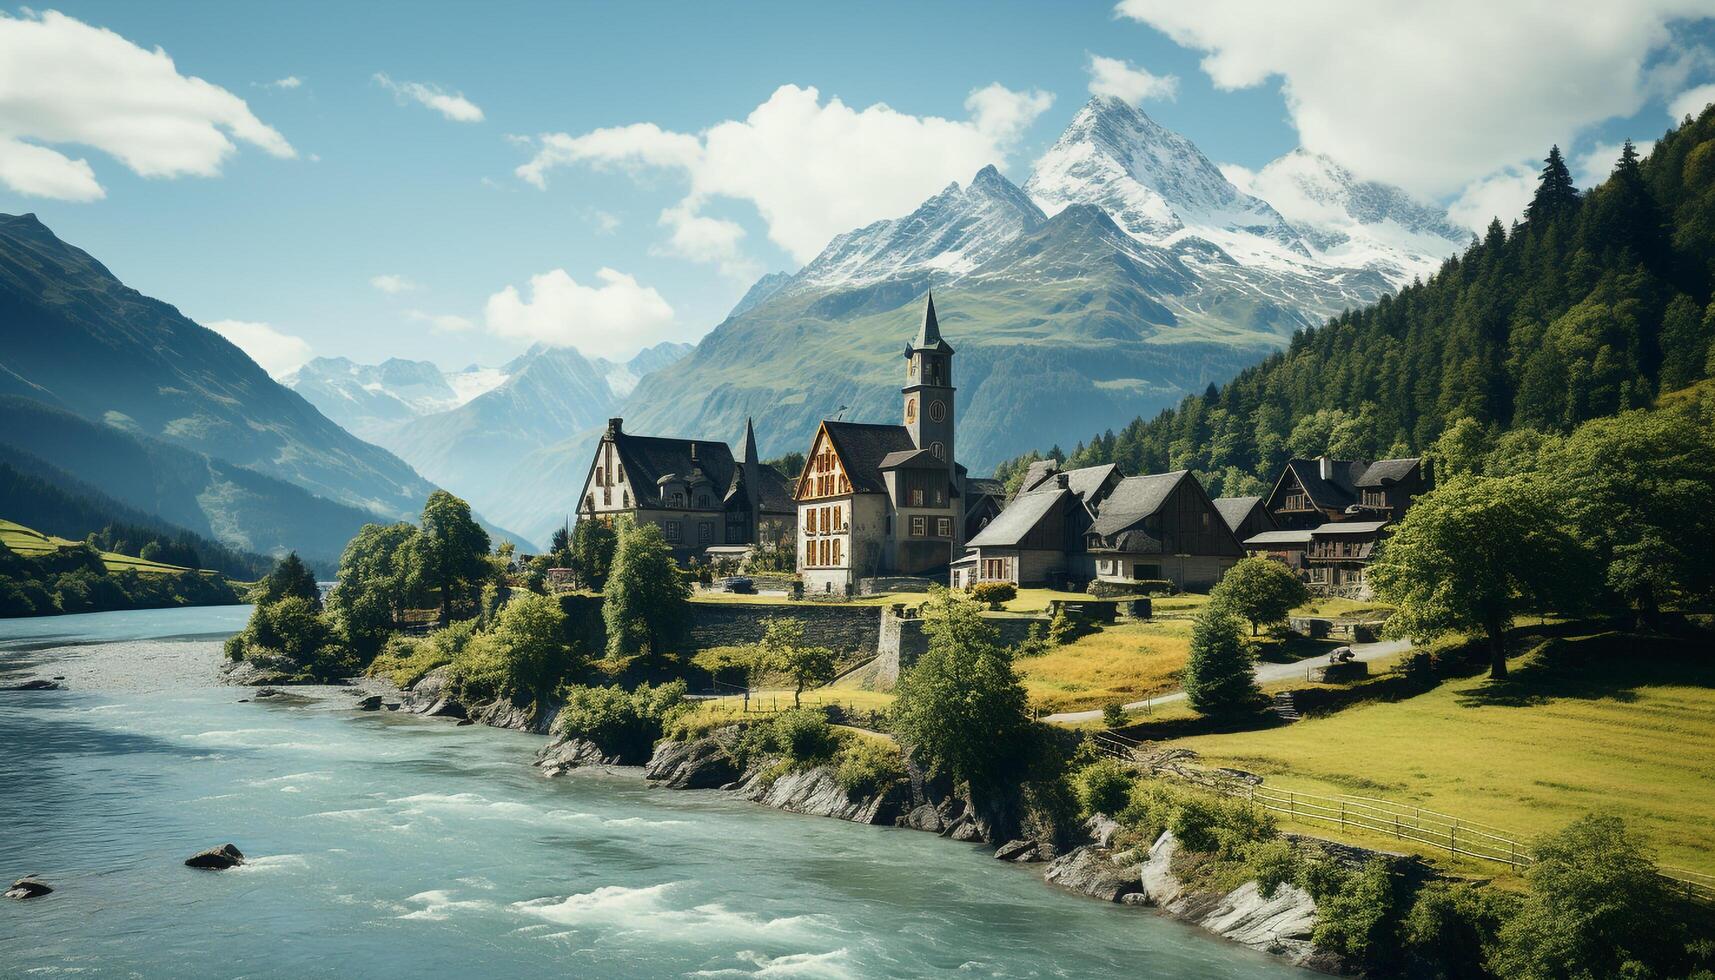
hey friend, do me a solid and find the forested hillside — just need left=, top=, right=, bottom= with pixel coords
left=1000, top=105, right=1715, bottom=495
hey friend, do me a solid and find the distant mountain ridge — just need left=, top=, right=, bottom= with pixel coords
left=600, top=97, right=1469, bottom=506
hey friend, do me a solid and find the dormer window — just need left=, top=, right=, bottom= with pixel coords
left=672, top=491, right=684, bottom=507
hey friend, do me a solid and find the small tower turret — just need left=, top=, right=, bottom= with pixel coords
left=903, top=291, right=955, bottom=481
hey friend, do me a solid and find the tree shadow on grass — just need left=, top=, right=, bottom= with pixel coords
left=1453, top=630, right=1715, bottom=709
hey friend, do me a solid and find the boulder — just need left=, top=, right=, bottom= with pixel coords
left=4, top=876, right=51, bottom=899
left=401, top=667, right=467, bottom=719
left=742, top=765, right=900, bottom=824
left=1085, top=813, right=1121, bottom=849
left=993, top=839, right=1038, bottom=862
left=535, top=737, right=623, bottom=776
left=645, top=737, right=741, bottom=790
left=184, top=844, right=245, bottom=870
left=455, top=718, right=474, bottom=726
left=1194, top=880, right=1318, bottom=956
left=353, top=694, right=383, bottom=711
left=3, top=679, right=60, bottom=691
left=1140, top=830, right=1184, bottom=907
left=903, top=804, right=944, bottom=833
left=1043, top=846, right=1143, bottom=903
left=221, top=655, right=298, bottom=686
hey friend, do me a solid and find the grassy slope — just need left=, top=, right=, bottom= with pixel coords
left=1, top=518, right=194, bottom=575
left=1166, top=631, right=1715, bottom=875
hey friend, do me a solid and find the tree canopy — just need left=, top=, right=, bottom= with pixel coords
left=1210, top=556, right=1309, bottom=636
left=602, top=518, right=690, bottom=661
left=1182, top=605, right=1259, bottom=716
left=413, top=490, right=490, bottom=624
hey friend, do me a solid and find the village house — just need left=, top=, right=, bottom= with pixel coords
left=953, top=461, right=1119, bottom=589
left=575, top=416, right=796, bottom=564
left=796, top=294, right=967, bottom=594
left=1245, top=455, right=1430, bottom=596
left=1213, top=495, right=1278, bottom=541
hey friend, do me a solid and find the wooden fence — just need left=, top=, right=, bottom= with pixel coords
left=1095, top=732, right=1713, bottom=901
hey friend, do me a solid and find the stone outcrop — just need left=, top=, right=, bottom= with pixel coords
left=220, top=654, right=300, bottom=686
left=644, top=736, right=742, bottom=789
left=401, top=667, right=465, bottom=719
left=353, top=694, right=383, bottom=711
left=737, top=765, right=901, bottom=824
left=1136, top=830, right=1325, bottom=967
left=2, top=679, right=61, bottom=691
left=184, top=843, right=245, bottom=870
left=5, top=876, right=51, bottom=899
left=535, top=737, right=624, bottom=776
left=1043, top=846, right=1143, bottom=903
left=397, top=667, right=557, bottom=734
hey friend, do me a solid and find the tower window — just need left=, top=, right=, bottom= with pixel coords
left=929, top=400, right=946, bottom=422
left=905, top=397, right=916, bottom=423
left=930, top=441, right=945, bottom=460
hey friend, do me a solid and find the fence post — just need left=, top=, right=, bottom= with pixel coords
left=1289, top=792, right=1296, bottom=821
left=1340, top=800, right=1346, bottom=831
left=1450, top=819, right=1457, bottom=855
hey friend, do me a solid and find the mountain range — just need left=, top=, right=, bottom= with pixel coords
left=0, top=212, right=531, bottom=567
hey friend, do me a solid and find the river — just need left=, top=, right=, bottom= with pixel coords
left=0, top=606, right=1303, bottom=978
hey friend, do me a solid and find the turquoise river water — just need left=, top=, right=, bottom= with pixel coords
left=0, top=605, right=1304, bottom=978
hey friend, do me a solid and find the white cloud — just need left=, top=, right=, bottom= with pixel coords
left=514, top=82, right=1053, bottom=264
left=592, top=210, right=621, bottom=233
left=205, top=319, right=312, bottom=376
left=482, top=268, right=676, bottom=360
left=654, top=202, right=760, bottom=280
left=407, top=309, right=474, bottom=333
left=1115, top=0, right=1713, bottom=196
left=1574, top=139, right=1656, bottom=188
left=1086, top=54, right=1179, bottom=103
left=370, top=273, right=416, bottom=294
left=373, top=73, right=484, bottom=123
left=1447, top=164, right=1537, bottom=232
left=1668, top=82, right=1715, bottom=121
left=0, top=10, right=294, bottom=201
left=266, top=76, right=302, bottom=90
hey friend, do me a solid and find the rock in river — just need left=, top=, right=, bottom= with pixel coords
left=1043, top=846, right=1143, bottom=903
left=3, top=679, right=61, bottom=691
left=645, top=736, right=741, bottom=789
left=184, top=844, right=246, bottom=870
left=5, top=876, right=52, bottom=899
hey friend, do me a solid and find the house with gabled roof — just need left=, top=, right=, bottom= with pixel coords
left=956, top=465, right=1114, bottom=588
left=794, top=294, right=968, bottom=594
left=1265, top=455, right=1430, bottom=530
left=1085, top=470, right=1245, bottom=590
left=576, top=416, right=796, bottom=563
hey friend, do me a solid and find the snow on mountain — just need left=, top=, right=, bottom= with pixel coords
left=1228, top=149, right=1472, bottom=285
left=1024, top=96, right=1313, bottom=268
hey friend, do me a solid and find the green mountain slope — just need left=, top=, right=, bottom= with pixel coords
left=1012, top=107, right=1715, bottom=496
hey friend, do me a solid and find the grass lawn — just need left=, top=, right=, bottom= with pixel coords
left=1017, top=619, right=1194, bottom=713
left=1, top=518, right=195, bottom=575
left=678, top=686, right=897, bottom=735
left=1164, top=630, right=1715, bottom=875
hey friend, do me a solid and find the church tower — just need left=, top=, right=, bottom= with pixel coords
left=903, top=292, right=955, bottom=482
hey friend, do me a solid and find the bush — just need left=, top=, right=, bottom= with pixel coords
left=225, top=595, right=344, bottom=674
left=1074, top=758, right=1134, bottom=817
left=1183, top=606, right=1260, bottom=717
left=1241, top=839, right=1300, bottom=899
left=834, top=737, right=906, bottom=796
left=1402, top=882, right=1507, bottom=979
left=772, top=708, right=839, bottom=765
left=1101, top=702, right=1127, bottom=728
left=449, top=592, right=577, bottom=703
left=365, top=620, right=478, bottom=688
left=968, top=581, right=1017, bottom=608
left=1013, top=622, right=1051, bottom=658
left=1311, top=859, right=1403, bottom=970
left=1046, top=609, right=1082, bottom=645
left=553, top=680, right=688, bottom=761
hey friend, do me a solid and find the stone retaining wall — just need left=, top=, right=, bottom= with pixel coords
left=872, top=610, right=1046, bottom=687
left=689, top=603, right=884, bottom=657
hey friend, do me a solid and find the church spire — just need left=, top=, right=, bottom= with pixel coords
left=910, top=290, right=954, bottom=354
left=738, top=416, right=759, bottom=467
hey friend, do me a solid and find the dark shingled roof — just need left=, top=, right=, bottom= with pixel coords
left=1019, top=461, right=1119, bottom=503
left=908, top=292, right=954, bottom=355
left=822, top=421, right=917, bottom=494
left=1354, top=458, right=1422, bottom=487
left=1213, top=496, right=1264, bottom=535
left=1244, top=529, right=1313, bottom=546
left=965, top=477, right=1006, bottom=499
left=968, top=487, right=1069, bottom=548
left=1311, top=520, right=1389, bottom=536
left=879, top=448, right=941, bottom=470
left=1089, top=471, right=1188, bottom=538
left=614, top=432, right=736, bottom=504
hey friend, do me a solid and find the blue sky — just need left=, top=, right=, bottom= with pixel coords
left=2, top=2, right=1711, bottom=374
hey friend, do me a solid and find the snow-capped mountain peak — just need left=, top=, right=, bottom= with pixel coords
left=1024, top=96, right=1310, bottom=262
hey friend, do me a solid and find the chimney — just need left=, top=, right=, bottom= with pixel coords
left=690, top=443, right=698, bottom=461
left=1056, top=473, right=1070, bottom=489
left=606, top=417, right=623, bottom=436
left=1319, top=455, right=1333, bottom=480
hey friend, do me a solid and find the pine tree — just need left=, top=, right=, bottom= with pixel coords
left=1525, top=145, right=1578, bottom=225
left=1182, top=606, right=1258, bottom=716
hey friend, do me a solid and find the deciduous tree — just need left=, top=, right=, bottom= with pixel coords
left=602, top=518, right=690, bottom=660
left=1210, top=556, right=1309, bottom=636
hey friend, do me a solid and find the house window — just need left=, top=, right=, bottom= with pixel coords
left=911, top=516, right=927, bottom=537
left=806, top=508, right=818, bottom=534
left=698, top=522, right=712, bottom=544
left=934, top=489, right=943, bottom=506
left=697, top=494, right=710, bottom=508
left=1201, top=512, right=1211, bottom=531
left=672, top=491, right=684, bottom=507
left=1363, top=490, right=1386, bottom=508
left=623, top=491, right=630, bottom=507
left=665, top=521, right=681, bottom=542
left=982, top=558, right=1008, bottom=581
left=603, top=487, right=612, bottom=506
left=905, top=397, right=917, bottom=423
left=833, top=505, right=842, bottom=529
left=596, top=465, right=605, bottom=485
left=1284, top=492, right=1310, bottom=511
left=585, top=493, right=595, bottom=512
left=616, top=464, right=624, bottom=482
left=936, top=517, right=952, bottom=537
left=910, top=488, right=925, bottom=507
left=929, top=441, right=945, bottom=460
left=832, top=539, right=842, bottom=565
left=929, top=400, right=946, bottom=422
left=821, top=539, right=831, bottom=566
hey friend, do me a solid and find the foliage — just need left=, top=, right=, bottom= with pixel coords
left=364, top=620, right=480, bottom=688
left=602, top=518, right=691, bottom=661
left=569, top=517, right=618, bottom=590
left=891, top=587, right=1032, bottom=786
left=1046, top=609, right=1081, bottom=645
left=1209, top=556, right=1309, bottom=636
left=413, top=490, right=491, bottom=624
left=1311, top=859, right=1405, bottom=971
left=743, top=541, right=797, bottom=574
left=1370, top=474, right=1595, bottom=677
left=764, top=451, right=806, bottom=481
left=1182, top=606, right=1258, bottom=716
left=758, top=616, right=836, bottom=707
left=1013, top=622, right=1052, bottom=658
left=1492, top=813, right=1685, bottom=980
left=1101, top=701, right=1127, bottom=728
left=325, top=522, right=421, bottom=659
left=254, top=552, right=320, bottom=609
left=833, top=736, right=906, bottom=796
left=0, top=527, right=238, bottom=616
left=448, top=592, right=576, bottom=704
left=1402, top=882, right=1508, bottom=980
left=553, top=680, right=688, bottom=762
left=996, top=112, right=1715, bottom=500
left=1073, top=757, right=1134, bottom=817
left=967, top=581, right=1017, bottom=609
left=224, top=595, right=348, bottom=676
left=1241, top=839, right=1300, bottom=899
left=737, top=707, right=838, bottom=769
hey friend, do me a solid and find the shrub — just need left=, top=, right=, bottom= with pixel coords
left=365, top=621, right=477, bottom=688
left=968, top=581, right=1017, bottom=609
left=553, top=680, right=688, bottom=762
left=1183, top=606, right=1260, bottom=717
left=769, top=708, right=838, bottom=766
left=1402, top=882, right=1506, bottom=979
left=1013, top=622, right=1051, bottom=658
left=1101, top=702, right=1127, bottom=728
left=1241, top=839, right=1300, bottom=899
left=449, top=592, right=577, bottom=703
left=1074, top=758, right=1134, bottom=817
left=1312, top=859, right=1403, bottom=970
left=834, top=737, right=906, bottom=796
left=1046, top=609, right=1081, bottom=645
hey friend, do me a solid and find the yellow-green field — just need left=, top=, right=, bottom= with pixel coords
left=1017, top=620, right=1193, bottom=712
left=1165, top=631, right=1715, bottom=875
left=0, top=519, right=194, bottom=575
left=677, top=687, right=897, bottom=735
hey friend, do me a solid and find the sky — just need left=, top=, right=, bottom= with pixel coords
left=2, top=1, right=1713, bottom=376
